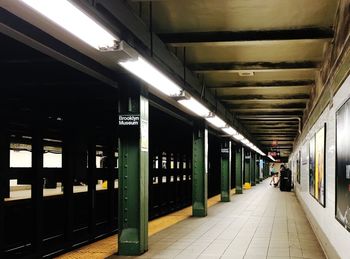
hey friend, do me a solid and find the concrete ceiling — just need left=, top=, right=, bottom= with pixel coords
left=128, top=0, right=339, bottom=160
left=150, top=0, right=337, bottom=33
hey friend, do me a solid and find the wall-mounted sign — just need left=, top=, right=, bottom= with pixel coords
left=141, top=119, right=148, bottom=152
left=221, top=148, right=229, bottom=154
left=221, top=148, right=229, bottom=158
left=118, top=114, right=140, bottom=126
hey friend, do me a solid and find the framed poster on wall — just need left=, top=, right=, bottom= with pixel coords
left=315, top=124, right=326, bottom=207
left=309, top=136, right=315, bottom=197
left=336, top=98, right=350, bottom=231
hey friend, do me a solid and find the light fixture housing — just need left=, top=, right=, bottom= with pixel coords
left=242, top=139, right=249, bottom=145
left=233, top=133, right=244, bottom=141
left=205, top=114, right=226, bottom=128
left=119, top=56, right=183, bottom=97
left=21, top=0, right=118, bottom=50
left=178, top=96, right=210, bottom=117
left=222, top=127, right=237, bottom=136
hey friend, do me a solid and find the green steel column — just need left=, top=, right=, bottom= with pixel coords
left=220, top=140, right=231, bottom=202
left=255, top=154, right=260, bottom=184
left=263, top=160, right=266, bottom=179
left=250, top=152, right=256, bottom=186
left=118, top=86, right=148, bottom=255
left=258, top=156, right=263, bottom=181
left=244, top=149, right=250, bottom=185
left=235, top=145, right=243, bottom=194
left=192, top=122, right=208, bottom=217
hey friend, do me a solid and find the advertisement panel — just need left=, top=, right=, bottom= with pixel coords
left=336, top=98, right=350, bottom=231
left=309, top=136, right=315, bottom=197
left=315, top=125, right=326, bottom=206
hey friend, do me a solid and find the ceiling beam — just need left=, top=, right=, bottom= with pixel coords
left=242, top=121, right=299, bottom=125
left=223, top=99, right=309, bottom=104
left=260, top=140, right=294, bottom=144
left=249, top=129, right=299, bottom=133
left=221, top=94, right=310, bottom=100
left=245, top=125, right=298, bottom=129
left=207, top=80, right=314, bottom=89
left=227, top=103, right=306, bottom=109
left=255, top=134, right=295, bottom=140
left=244, top=123, right=299, bottom=127
left=159, top=28, right=333, bottom=46
left=254, top=132, right=295, bottom=138
left=190, top=61, right=319, bottom=73
left=233, top=111, right=304, bottom=116
left=256, top=137, right=294, bottom=141
left=237, top=115, right=301, bottom=120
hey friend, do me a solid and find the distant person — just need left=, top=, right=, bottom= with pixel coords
left=270, top=163, right=275, bottom=176
left=269, top=164, right=278, bottom=186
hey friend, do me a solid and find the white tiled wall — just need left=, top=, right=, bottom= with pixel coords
left=290, top=74, right=350, bottom=259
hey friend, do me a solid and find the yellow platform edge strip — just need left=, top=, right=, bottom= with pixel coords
left=57, top=189, right=236, bottom=259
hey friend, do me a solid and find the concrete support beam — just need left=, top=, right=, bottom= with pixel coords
left=159, top=28, right=333, bottom=46
left=190, top=61, right=319, bottom=73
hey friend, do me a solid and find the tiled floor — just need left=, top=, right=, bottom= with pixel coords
left=57, top=190, right=226, bottom=259
left=111, top=180, right=325, bottom=259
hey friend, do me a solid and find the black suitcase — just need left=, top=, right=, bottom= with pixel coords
left=280, top=169, right=291, bottom=192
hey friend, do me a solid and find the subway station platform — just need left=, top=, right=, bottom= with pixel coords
left=59, top=180, right=324, bottom=259
left=1, top=1, right=349, bottom=258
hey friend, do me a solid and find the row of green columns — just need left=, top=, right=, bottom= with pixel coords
left=117, top=88, right=258, bottom=255
left=243, top=149, right=266, bottom=188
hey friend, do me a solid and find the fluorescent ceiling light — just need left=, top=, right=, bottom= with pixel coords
left=222, top=127, right=237, bottom=136
left=178, top=97, right=210, bottom=117
left=119, top=57, right=182, bottom=97
left=205, top=115, right=226, bottom=128
left=268, top=155, right=275, bottom=161
left=21, top=0, right=118, bottom=50
left=242, top=139, right=249, bottom=145
left=233, top=134, right=244, bottom=141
